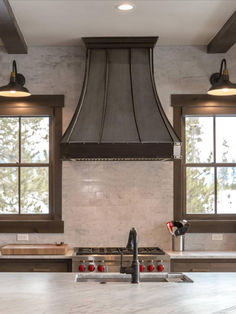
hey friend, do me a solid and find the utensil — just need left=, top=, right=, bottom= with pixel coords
left=167, top=220, right=190, bottom=237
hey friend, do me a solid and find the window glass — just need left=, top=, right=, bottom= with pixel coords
left=0, top=167, right=18, bottom=214
left=216, top=117, right=236, bottom=163
left=217, top=167, right=236, bottom=214
left=0, top=118, right=19, bottom=163
left=21, top=117, right=49, bottom=163
left=21, top=167, right=49, bottom=214
left=186, top=167, right=215, bottom=214
left=185, top=117, right=213, bottom=164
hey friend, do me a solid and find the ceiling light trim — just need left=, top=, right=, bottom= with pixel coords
left=117, top=2, right=135, bottom=12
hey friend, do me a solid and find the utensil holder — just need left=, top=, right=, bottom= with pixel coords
left=172, top=235, right=185, bottom=251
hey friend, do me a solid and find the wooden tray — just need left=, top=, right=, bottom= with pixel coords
left=1, top=244, right=68, bottom=255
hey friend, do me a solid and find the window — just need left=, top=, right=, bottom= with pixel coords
left=186, top=116, right=236, bottom=215
left=0, top=95, right=64, bottom=233
left=0, top=117, right=49, bottom=215
left=172, top=94, right=236, bottom=232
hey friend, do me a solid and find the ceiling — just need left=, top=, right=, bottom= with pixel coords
left=6, top=0, right=236, bottom=46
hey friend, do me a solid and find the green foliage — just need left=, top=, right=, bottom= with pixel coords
left=231, top=166, right=236, bottom=189
left=0, top=167, right=18, bottom=214
left=0, top=118, right=19, bottom=163
left=21, top=167, right=49, bottom=214
left=218, top=139, right=230, bottom=189
left=186, top=167, right=214, bottom=214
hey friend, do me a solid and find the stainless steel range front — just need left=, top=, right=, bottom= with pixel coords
left=73, top=247, right=170, bottom=273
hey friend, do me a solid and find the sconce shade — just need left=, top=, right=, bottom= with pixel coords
left=208, top=59, right=236, bottom=96
left=0, top=81, right=30, bottom=97
left=0, top=61, right=31, bottom=97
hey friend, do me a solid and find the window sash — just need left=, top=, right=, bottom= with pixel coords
left=183, top=114, right=236, bottom=219
left=0, top=98, right=63, bottom=234
left=172, top=95, right=236, bottom=232
left=0, top=95, right=63, bottom=232
left=184, top=115, right=236, bottom=216
left=185, top=165, right=236, bottom=216
left=0, top=116, right=51, bottom=216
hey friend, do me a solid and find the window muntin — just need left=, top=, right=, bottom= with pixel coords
left=185, top=116, right=236, bottom=215
left=0, top=117, right=50, bottom=215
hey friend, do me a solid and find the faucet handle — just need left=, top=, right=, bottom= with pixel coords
left=120, top=252, right=123, bottom=266
left=120, top=253, right=125, bottom=273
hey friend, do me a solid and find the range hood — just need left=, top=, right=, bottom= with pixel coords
left=61, top=37, right=181, bottom=160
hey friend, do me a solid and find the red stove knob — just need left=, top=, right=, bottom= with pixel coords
left=140, top=264, right=145, bottom=272
left=88, top=264, right=95, bottom=272
left=148, top=264, right=155, bottom=272
left=78, top=264, right=86, bottom=272
left=157, top=264, right=164, bottom=272
left=98, top=265, right=105, bottom=272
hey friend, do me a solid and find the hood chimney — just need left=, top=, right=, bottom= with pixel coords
left=61, top=37, right=181, bottom=160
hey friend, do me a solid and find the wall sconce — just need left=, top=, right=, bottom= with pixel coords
left=0, top=60, right=31, bottom=97
left=208, top=59, right=236, bottom=96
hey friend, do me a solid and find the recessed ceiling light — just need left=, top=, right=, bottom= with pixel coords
left=117, top=3, right=135, bottom=11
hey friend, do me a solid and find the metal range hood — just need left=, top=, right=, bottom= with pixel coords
left=60, top=37, right=181, bottom=160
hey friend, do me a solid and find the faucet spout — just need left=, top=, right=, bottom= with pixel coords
left=120, top=227, right=140, bottom=284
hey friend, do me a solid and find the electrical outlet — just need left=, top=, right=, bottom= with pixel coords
left=212, top=234, right=223, bottom=241
left=17, top=234, right=29, bottom=241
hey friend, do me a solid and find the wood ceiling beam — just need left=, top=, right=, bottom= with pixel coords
left=207, top=11, right=236, bottom=54
left=0, top=0, right=27, bottom=54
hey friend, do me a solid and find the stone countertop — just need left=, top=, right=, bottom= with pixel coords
left=2, top=249, right=236, bottom=260
left=0, top=272, right=236, bottom=314
left=166, top=250, right=236, bottom=259
left=0, top=249, right=73, bottom=259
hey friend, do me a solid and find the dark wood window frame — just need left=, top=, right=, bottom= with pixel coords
left=172, top=94, right=236, bottom=233
left=0, top=95, right=64, bottom=233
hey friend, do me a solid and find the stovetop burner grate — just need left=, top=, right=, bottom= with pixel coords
left=75, top=247, right=165, bottom=256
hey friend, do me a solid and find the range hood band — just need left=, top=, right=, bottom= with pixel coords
left=82, top=37, right=158, bottom=49
left=60, top=143, right=175, bottom=161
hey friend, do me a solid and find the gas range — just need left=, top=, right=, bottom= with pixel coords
left=72, top=247, right=170, bottom=273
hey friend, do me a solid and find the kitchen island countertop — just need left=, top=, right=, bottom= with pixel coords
left=167, top=250, right=236, bottom=259
left=0, top=272, right=235, bottom=314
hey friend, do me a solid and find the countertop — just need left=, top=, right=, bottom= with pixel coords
left=0, top=272, right=236, bottom=314
left=1, top=249, right=236, bottom=260
left=167, top=250, right=236, bottom=259
left=0, top=249, right=73, bottom=259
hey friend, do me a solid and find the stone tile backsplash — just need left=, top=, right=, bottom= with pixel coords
left=0, top=44, right=236, bottom=250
